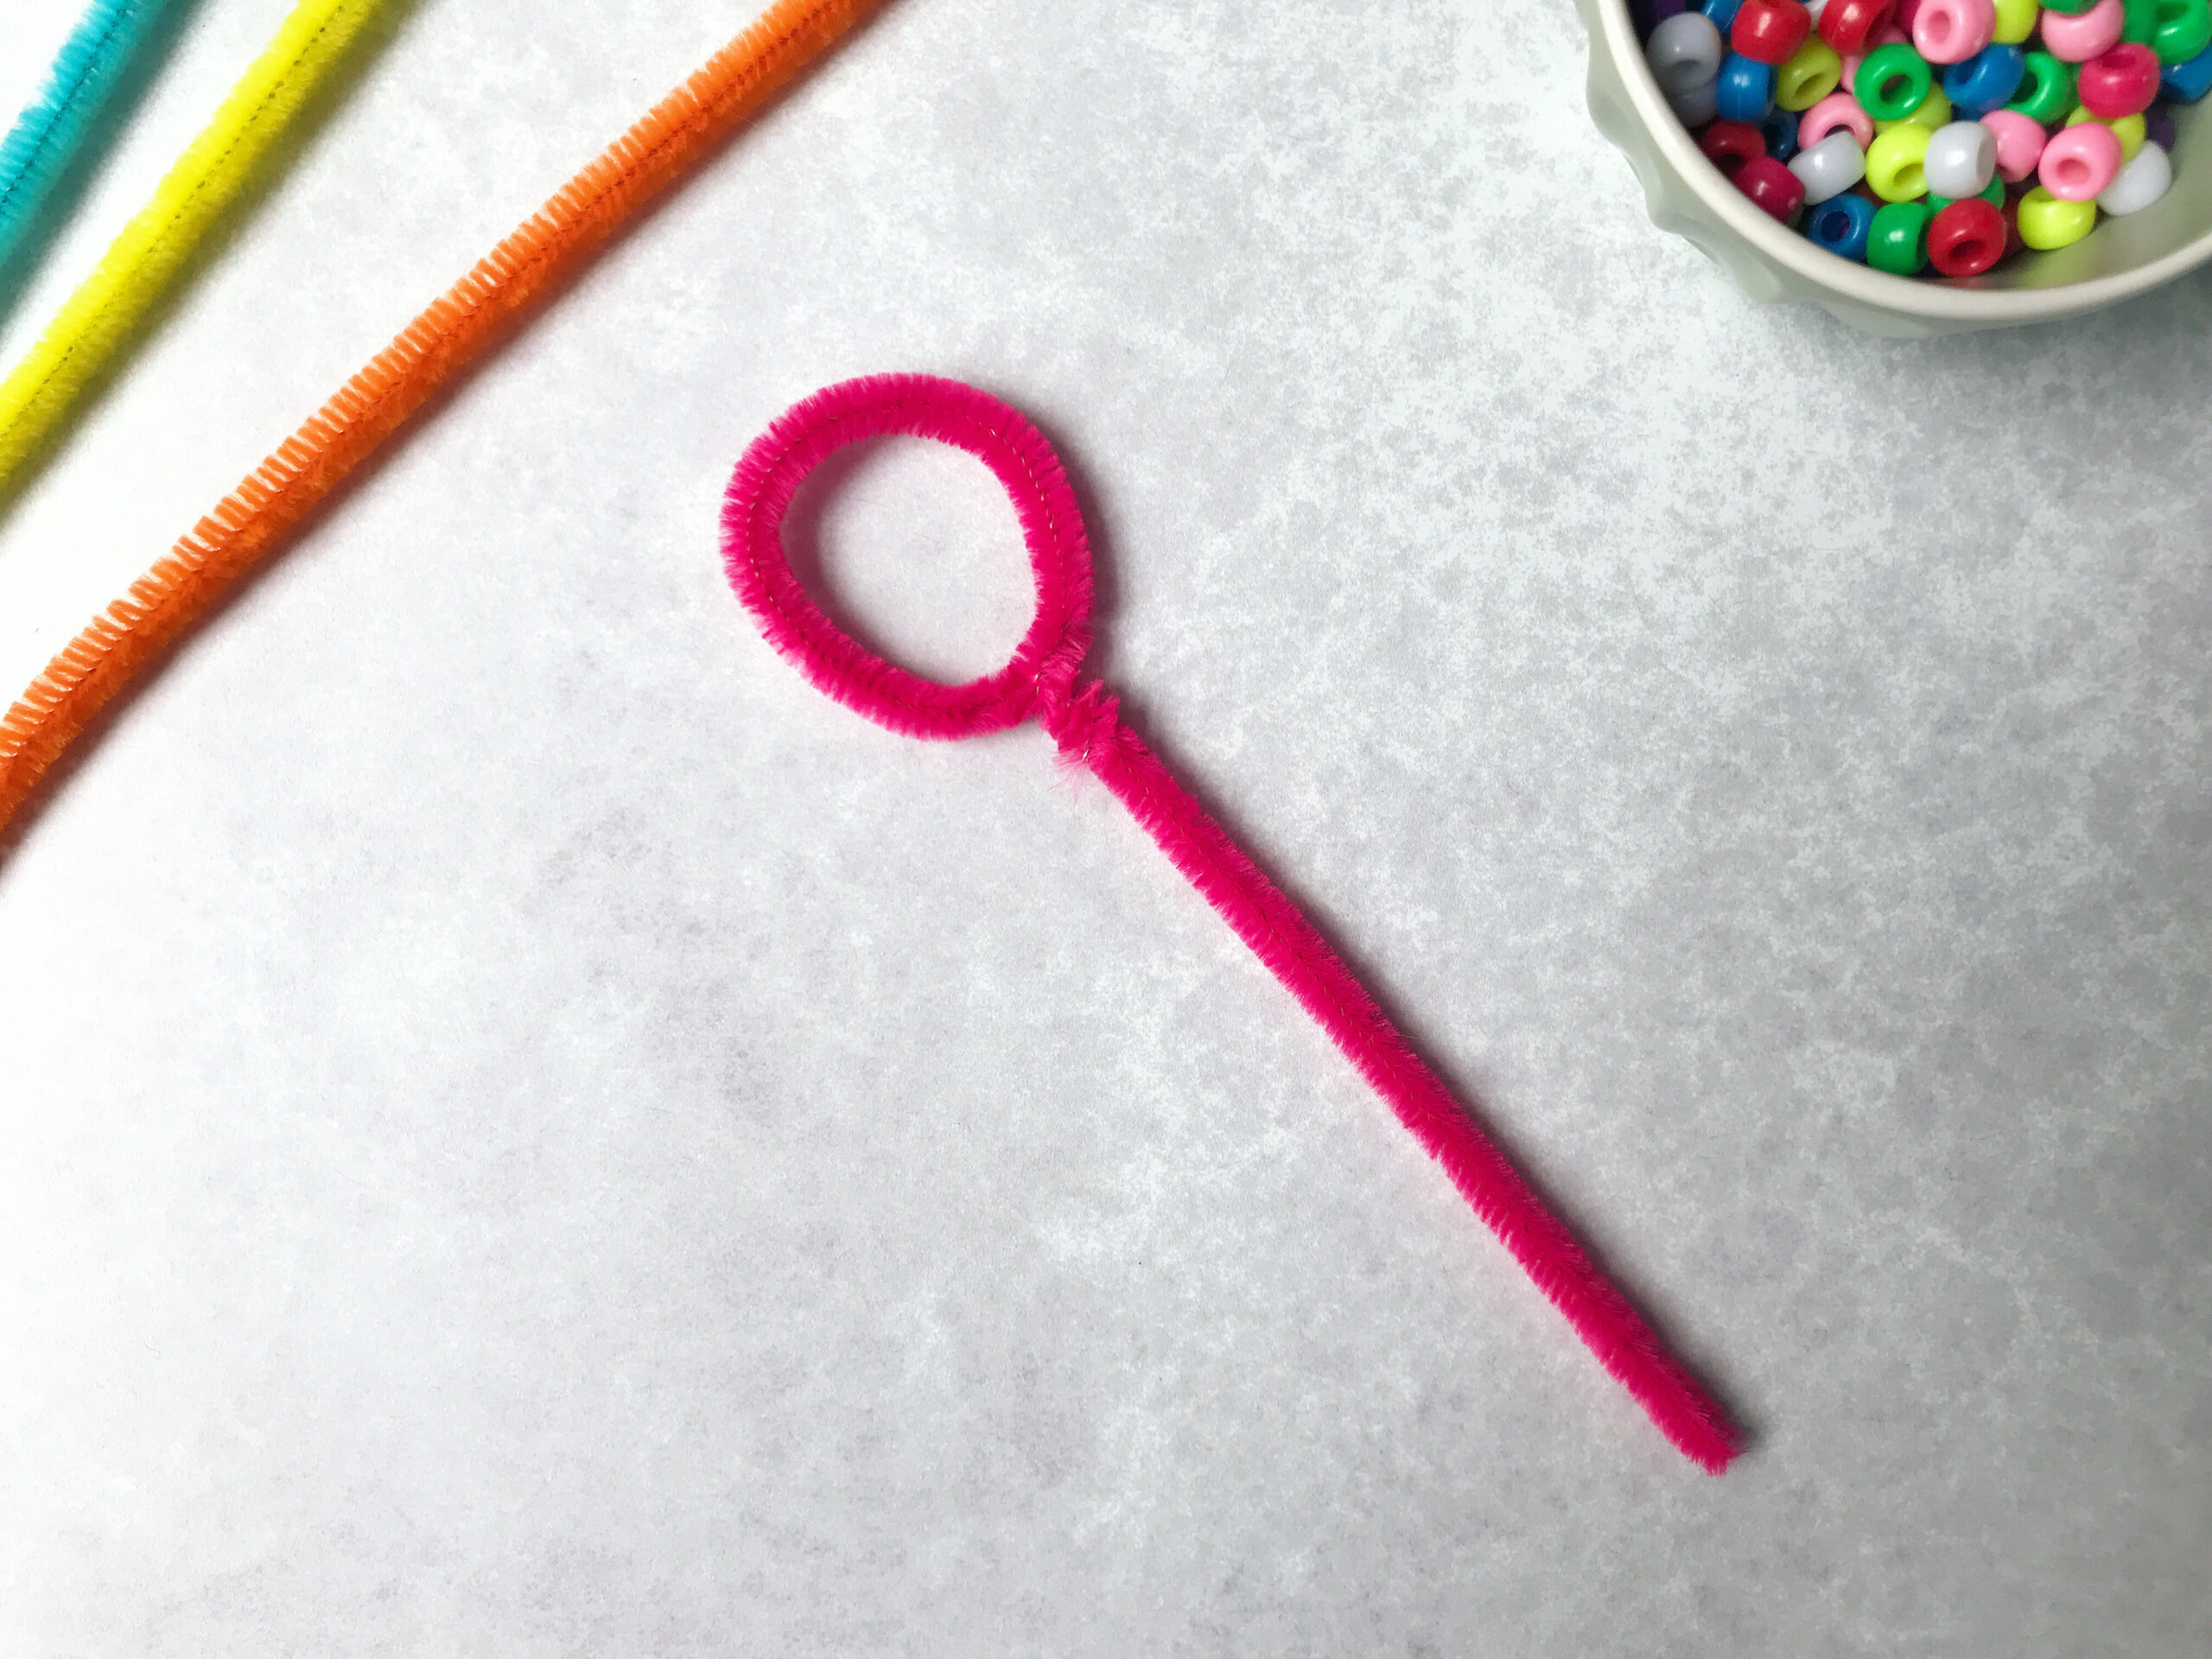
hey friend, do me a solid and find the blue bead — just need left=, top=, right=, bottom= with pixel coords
left=1714, top=54, right=1777, bottom=122
left=1942, top=44, right=2025, bottom=116
left=2160, top=41, right=2212, bottom=103
left=1701, top=0, right=1746, bottom=32
left=1760, top=106, right=1802, bottom=161
left=1805, top=192, right=1877, bottom=262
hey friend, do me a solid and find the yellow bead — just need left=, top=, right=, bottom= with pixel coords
left=1992, top=0, right=2040, bottom=42
left=1777, top=35, right=1844, bottom=111
left=1875, top=86, right=1953, bottom=134
left=1866, top=122, right=1936, bottom=200
left=2067, top=105, right=2146, bottom=162
left=2017, top=186, right=2099, bottom=249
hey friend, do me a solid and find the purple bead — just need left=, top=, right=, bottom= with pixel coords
left=2143, top=102, right=2177, bottom=151
left=1633, top=0, right=1691, bottom=34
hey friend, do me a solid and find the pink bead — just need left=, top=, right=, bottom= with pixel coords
left=2038, top=119, right=2125, bottom=199
left=2039, top=0, right=2124, bottom=62
left=1912, top=0, right=1995, bottom=61
left=1980, top=109, right=2049, bottom=182
left=1840, top=26, right=1911, bottom=88
left=1801, top=89, right=1878, bottom=146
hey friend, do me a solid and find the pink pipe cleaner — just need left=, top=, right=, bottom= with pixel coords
left=722, top=373, right=1738, bottom=1473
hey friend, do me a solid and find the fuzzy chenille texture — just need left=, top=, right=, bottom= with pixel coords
left=722, top=372, right=1739, bottom=1472
left=0, top=0, right=180, bottom=298
left=0, top=0, right=884, bottom=833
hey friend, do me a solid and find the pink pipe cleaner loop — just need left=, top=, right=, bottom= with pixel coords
left=721, top=373, right=1738, bottom=1473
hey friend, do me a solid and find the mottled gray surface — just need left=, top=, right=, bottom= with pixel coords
left=0, top=1, right=2207, bottom=1653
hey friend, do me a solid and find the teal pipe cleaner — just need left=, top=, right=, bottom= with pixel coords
left=0, top=0, right=184, bottom=300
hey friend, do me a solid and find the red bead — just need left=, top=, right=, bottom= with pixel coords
left=1819, top=0, right=1897, bottom=54
left=2000, top=199, right=2024, bottom=258
left=1699, top=119, right=1770, bottom=177
left=2076, top=44, right=2160, bottom=118
left=1733, top=0, right=1815, bottom=62
left=1735, top=153, right=1808, bottom=219
left=1927, top=197, right=2005, bottom=276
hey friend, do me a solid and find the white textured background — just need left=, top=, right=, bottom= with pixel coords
left=1, top=1, right=2207, bottom=1653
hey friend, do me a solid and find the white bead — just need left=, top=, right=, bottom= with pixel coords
left=2098, top=141, right=2172, bottom=216
left=1647, top=13, right=1726, bottom=99
left=1922, top=121, right=1998, bottom=199
left=1669, top=75, right=1720, bottom=126
left=1789, top=130, right=1867, bottom=203
left=1806, top=0, right=1832, bottom=18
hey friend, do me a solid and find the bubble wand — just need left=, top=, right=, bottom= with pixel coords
left=723, top=373, right=1740, bottom=1472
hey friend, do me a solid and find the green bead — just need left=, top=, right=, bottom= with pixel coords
left=1930, top=175, right=2007, bottom=212
left=2155, top=0, right=2212, bottom=62
left=2042, top=0, right=2098, bottom=14
left=2124, top=0, right=2161, bottom=44
left=1856, top=41, right=1934, bottom=121
left=1867, top=200, right=1936, bottom=274
left=2006, top=52, right=2076, bottom=124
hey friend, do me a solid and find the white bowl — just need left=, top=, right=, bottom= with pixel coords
left=1577, top=0, right=2212, bottom=334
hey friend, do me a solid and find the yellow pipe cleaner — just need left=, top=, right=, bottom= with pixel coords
left=0, top=0, right=393, bottom=499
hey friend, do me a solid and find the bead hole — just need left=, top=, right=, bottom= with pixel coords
left=782, top=435, right=1036, bottom=686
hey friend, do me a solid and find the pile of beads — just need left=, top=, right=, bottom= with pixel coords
left=1637, top=0, right=2206, bottom=276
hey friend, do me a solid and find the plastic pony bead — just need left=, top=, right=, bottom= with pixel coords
left=2067, top=104, right=2147, bottom=157
left=1737, top=149, right=1811, bottom=213
left=1944, top=41, right=2028, bottom=107
left=1700, top=117, right=1770, bottom=176
left=1805, top=188, right=1878, bottom=252
left=2042, top=0, right=2126, bottom=56
left=1778, top=32, right=1847, bottom=102
left=1914, top=0, right=1999, bottom=59
left=2160, top=38, right=2212, bottom=94
left=1867, top=196, right=1937, bottom=266
left=2154, top=0, right=2212, bottom=60
left=2098, top=135, right=2174, bottom=206
left=1927, top=194, right=2007, bottom=269
left=1735, top=0, right=1817, bottom=59
left=1790, top=127, right=1871, bottom=194
left=1856, top=39, right=1937, bottom=111
left=1991, top=0, right=2042, bottom=38
left=1703, top=0, right=1749, bottom=29
left=1649, top=13, right=1728, bottom=96
left=1821, top=0, right=1899, bottom=50
left=2017, top=181, right=2101, bottom=240
left=1717, top=50, right=1782, bottom=114
left=2038, top=116, right=2126, bottom=193
left=1763, top=104, right=1806, bottom=154
left=1980, top=106, right=2050, bottom=175
left=1866, top=118, right=1937, bottom=193
left=2078, top=39, right=2164, bottom=106
left=1801, top=86, right=1878, bottom=141
left=1921, top=116, right=2000, bottom=192
left=2007, top=48, right=2080, bottom=116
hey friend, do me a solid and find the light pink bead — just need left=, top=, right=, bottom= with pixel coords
left=1913, top=0, right=1996, bottom=60
left=2039, top=0, right=2124, bottom=61
left=1801, top=89, right=1878, bottom=146
left=1840, top=26, right=1911, bottom=89
left=2038, top=118, right=2125, bottom=198
left=1980, top=109, right=2048, bottom=182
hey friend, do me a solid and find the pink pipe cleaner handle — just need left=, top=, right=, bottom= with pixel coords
left=721, top=373, right=1738, bottom=1472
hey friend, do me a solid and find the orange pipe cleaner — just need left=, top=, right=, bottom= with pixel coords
left=0, top=0, right=880, bottom=834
